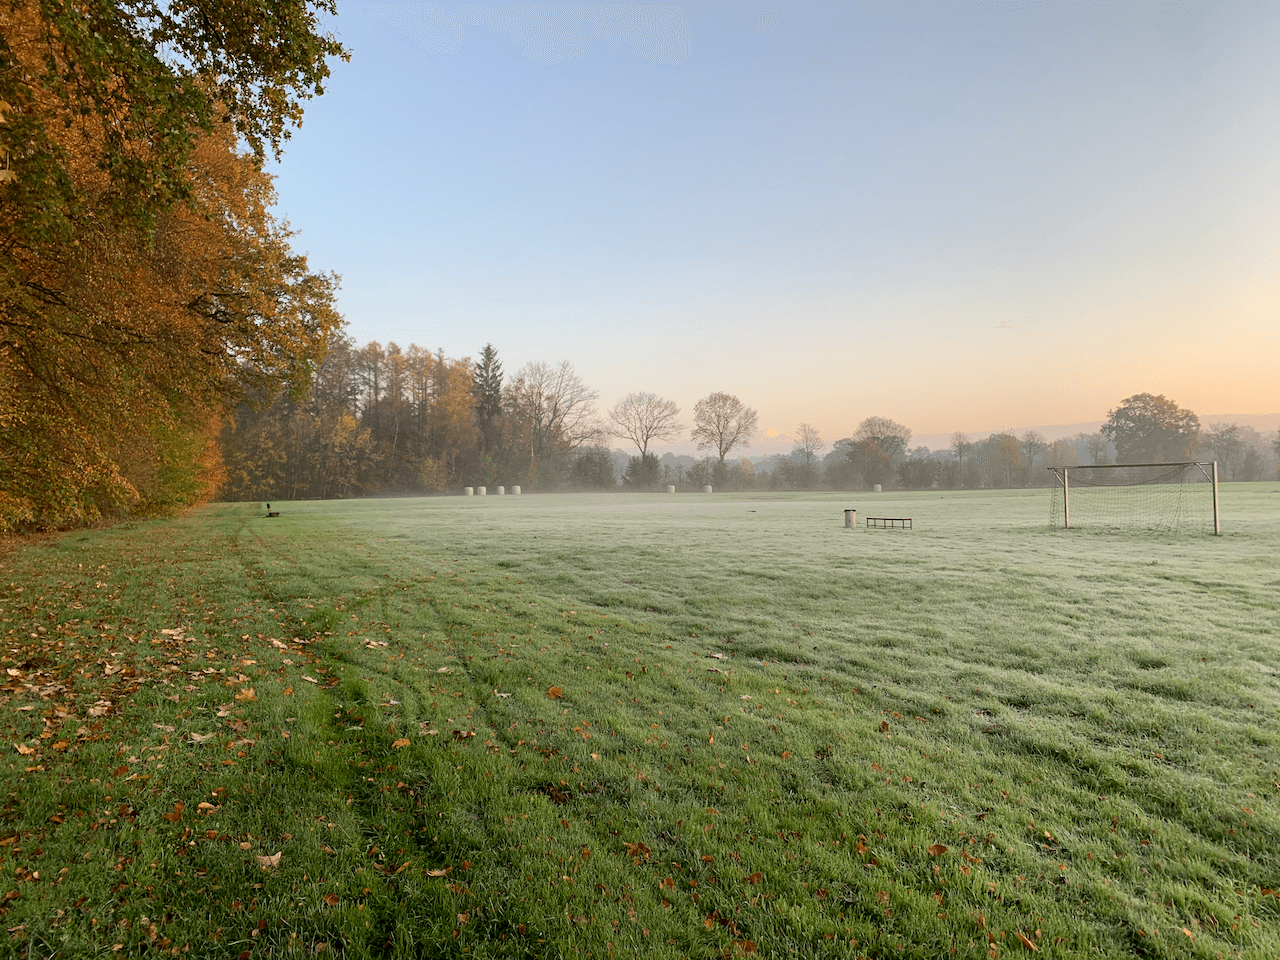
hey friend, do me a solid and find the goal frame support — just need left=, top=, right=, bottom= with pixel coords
left=1048, top=461, right=1219, bottom=535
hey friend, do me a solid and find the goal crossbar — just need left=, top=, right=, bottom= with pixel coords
left=1048, top=461, right=1219, bottom=535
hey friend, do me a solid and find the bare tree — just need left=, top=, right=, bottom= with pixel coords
left=691, top=392, right=759, bottom=462
left=851, top=416, right=911, bottom=460
left=1202, top=422, right=1244, bottom=480
left=507, top=360, right=604, bottom=467
left=1021, top=430, right=1048, bottom=470
left=608, top=392, right=683, bottom=457
left=793, top=422, right=823, bottom=467
left=1081, top=431, right=1111, bottom=465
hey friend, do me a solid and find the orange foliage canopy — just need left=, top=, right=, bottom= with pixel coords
left=0, top=0, right=344, bottom=529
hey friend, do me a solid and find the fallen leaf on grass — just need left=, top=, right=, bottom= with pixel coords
left=187, top=732, right=216, bottom=744
left=425, top=868, right=452, bottom=877
left=301, top=676, right=318, bottom=684
left=928, top=844, right=948, bottom=857
left=322, top=894, right=339, bottom=907
left=391, top=738, right=410, bottom=750
left=743, top=872, right=762, bottom=885
left=162, top=802, right=185, bottom=823
left=622, top=841, right=650, bottom=861
left=546, top=686, right=564, bottom=700
left=256, top=852, right=281, bottom=870
left=13, top=744, right=34, bottom=756
left=1016, top=931, right=1038, bottom=952
left=235, top=688, right=256, bottom=702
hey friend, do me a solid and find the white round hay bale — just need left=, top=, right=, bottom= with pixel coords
left=497, top=486, right=505, bottom=495
left=873, top=484, right=882, bottom=493
left=703, top=485, right=713, bottom=494
left=667, top=485, right=675, bottom=494
left=512, top=485, right=521, bottom=495
left=464, top=487, right=474, bottom=496
left=477, top=486, right=487, bottom=496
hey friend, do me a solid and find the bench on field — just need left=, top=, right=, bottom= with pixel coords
left=866, top=516, right=911, bottom=529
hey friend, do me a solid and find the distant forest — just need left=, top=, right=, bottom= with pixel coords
left=219, top=339, right=1280, bottom=501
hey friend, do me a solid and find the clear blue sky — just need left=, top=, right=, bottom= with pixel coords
left=268, top=0, right=1280, bottom=453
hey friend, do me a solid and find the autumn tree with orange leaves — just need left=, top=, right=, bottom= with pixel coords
left=0, top=0, right=346, bottom=529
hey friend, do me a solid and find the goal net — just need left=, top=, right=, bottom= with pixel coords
left=1048, top=462, right=1219, bottom=534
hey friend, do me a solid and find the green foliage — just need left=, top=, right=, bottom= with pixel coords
left=1101, top=393, right=1201, bottom=465
left=773, top=456, right=818, bottom=491
left=473, top=343, right=504, bottom=455
left=846, top=439, right=894, bottom=489
left=0, top=0, right=347, bottom=242
left=622, top=451, right=660, bottom=489
left=896, top=456, right=938, bottom=490
left=572, top=447, right=617, bottom=489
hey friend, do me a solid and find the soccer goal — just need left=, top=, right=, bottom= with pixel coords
left=1048, top=462, right=1219, bottom=535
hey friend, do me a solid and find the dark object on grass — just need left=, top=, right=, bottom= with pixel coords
left=866, top=516, right=911, bottom=529
left=266, top=502, right=280, bottom=518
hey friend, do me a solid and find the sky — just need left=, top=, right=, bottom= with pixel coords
left=266, top=0, right=1280, bottom=455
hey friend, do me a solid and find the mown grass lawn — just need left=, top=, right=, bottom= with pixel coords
left=2, top=486, right=1278, bottom=958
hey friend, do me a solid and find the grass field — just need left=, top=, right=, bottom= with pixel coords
left=2, top=486, right=1278, bottom=958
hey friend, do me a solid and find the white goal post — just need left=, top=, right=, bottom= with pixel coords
left=1048, top=461, right=1219, bottom=535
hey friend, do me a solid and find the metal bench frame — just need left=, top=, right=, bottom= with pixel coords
left=865, top=517, right=912, bottom=529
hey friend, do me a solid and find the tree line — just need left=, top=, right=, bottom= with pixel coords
left=219, top=341, right=767, bottom=498
left=219, top=337, right=1280, bottom=501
